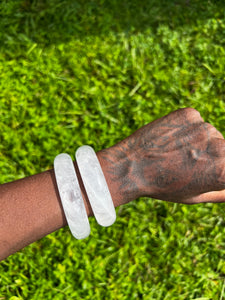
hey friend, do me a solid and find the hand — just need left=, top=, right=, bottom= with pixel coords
left=100, top=108, right=225, bottom=204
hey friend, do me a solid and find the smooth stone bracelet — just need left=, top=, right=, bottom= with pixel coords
left=54, top=153, right=90, bottom=239
left=75, top=145, right=116, bottom=227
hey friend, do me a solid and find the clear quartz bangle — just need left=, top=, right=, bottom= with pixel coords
left=75, top=145, right=116, bottom=227
left=54, top=153, right=90, bottom=239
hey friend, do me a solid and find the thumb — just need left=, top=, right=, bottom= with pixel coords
left=183, top=190, right=225, bottom=204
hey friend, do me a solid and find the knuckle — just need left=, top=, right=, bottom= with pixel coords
left=205, top=122, right=224, bottom=138
left=204, top=122, right=216, bottom=132
left=177, top=107, right=204, bottom=121
left=184, top=107, right=201, bottom=117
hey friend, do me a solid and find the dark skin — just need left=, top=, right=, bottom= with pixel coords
left=1, top=107, right=225, bottom=260
left=100, top=107, right=225, bottom=204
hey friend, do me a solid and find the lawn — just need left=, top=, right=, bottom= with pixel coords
left=1, top=0, right=225, bottom=299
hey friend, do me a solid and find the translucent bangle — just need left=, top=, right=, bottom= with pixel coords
left=54, top=153, right=90, bottom=239
left=75, top=145, right=116, bottom=227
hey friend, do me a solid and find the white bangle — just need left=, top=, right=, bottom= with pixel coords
left=75, top=145, right=116, bottom=227
left=54, top=153, right=90, bottom=239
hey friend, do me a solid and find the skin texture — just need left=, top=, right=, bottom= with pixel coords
left=100, top=108, right=225, bottom=204
left=1, top=107, right=225, bottom=260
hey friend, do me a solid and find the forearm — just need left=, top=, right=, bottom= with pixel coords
left=0, top=168, right=67, bottom=261
left=0, top=148, right=132, bottom=261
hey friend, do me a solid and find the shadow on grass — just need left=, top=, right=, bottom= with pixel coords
left=0, top=0, right=223, bottom=48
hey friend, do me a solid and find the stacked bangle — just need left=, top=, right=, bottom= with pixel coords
left=54, top=153, right=90, bottom=239
left=76, top=145, right=116, bottom=227
left=54, top=146, right=116, bottom=239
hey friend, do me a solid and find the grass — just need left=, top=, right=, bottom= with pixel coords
left=1, top=0, right=225, bottom=299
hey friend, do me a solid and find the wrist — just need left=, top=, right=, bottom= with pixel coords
left=97, top=145, right=139, bottom=206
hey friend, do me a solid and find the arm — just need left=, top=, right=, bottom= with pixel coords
left=0, top=151, right=131, bottom=261
left=1, top=107, right=225, bottom=261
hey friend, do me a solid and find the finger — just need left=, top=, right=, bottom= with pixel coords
left=207, top=138, right=225, bottom=191
left=183, top=189, right=225, bottom=204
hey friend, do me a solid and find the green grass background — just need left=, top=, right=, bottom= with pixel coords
left=1, top=0, right=225, bottom=299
